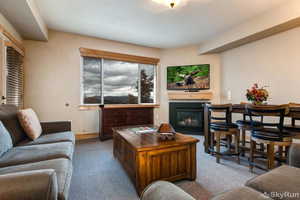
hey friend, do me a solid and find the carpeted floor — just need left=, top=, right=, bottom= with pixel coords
left=69, top=136, right=259, bottom=200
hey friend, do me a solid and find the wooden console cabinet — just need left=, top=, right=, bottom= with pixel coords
left=99, top=106, right=154, bottom=140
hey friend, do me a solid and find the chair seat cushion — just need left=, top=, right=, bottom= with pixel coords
left=236, top=120, right=262, bottom=127
left=17, top=132, right=75, bottom=146
left=246, top=165, right=300, bottom=200
left=211, top=187, right=271, bottom=200
left=283, top=125, right=300, bottom=133
left=0, top=142, right=73, bottom=168
left=252, top=129, right=292, bottom=142
left=210, top=122, right=238, bottom=131
left=0, top=158, right=72, bottom=200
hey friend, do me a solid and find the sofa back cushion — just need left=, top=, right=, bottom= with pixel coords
left=0, top=121, right=13, bottom=157
left=0, top=105, right=27, bottom=145
left=17, top=108, right=42, bottom=140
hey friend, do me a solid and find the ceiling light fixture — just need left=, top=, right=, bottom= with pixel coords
left=169, top=1, right=176, bottom=8
left=152, top=0, right=181, bottom=8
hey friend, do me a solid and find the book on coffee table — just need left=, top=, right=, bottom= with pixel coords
left=127, top=126, right=157, bottom=134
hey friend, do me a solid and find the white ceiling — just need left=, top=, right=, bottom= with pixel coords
left=36, top=0, right=288, bottom=48
left=0, top=0, right=48, bottom=41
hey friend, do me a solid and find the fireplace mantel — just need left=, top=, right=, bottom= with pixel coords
left=168, top=91, right=213, bottom=100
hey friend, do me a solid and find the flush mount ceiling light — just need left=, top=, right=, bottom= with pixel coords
left=152, top=0, right=181, bottom=8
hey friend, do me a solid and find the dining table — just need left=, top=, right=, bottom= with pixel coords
left=203, top=103, right=300, bottom=153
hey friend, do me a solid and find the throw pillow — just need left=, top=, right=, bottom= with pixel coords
left=0, top=121, right=13, bottom=157
left=17, top=108, right=42, bottom=140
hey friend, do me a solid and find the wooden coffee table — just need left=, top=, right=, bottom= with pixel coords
left=112, top=125, right=199, bottom=195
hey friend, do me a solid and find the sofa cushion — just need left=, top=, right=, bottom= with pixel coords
left=141, top=181, right=196, bottom=200
left=18, top=132, right=75, bottom=146
left=246, top=165, right=300, bottom=200
left=0, top=142, right=74, bottom=168
left=211, top=187, right=271, bottom=200
left=0, top=121, right=13, bottom=157
left=0, top=105, right=27, bottom=145
left=0, top=169, right=58, bottom=200
left=0, top=158, right=72, bottom=200
left=17, top=108, right=42, bottom=140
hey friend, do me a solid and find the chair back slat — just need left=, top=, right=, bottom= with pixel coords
left=207, top=104, right=232, bottom=124
left=246, top=104, right=289, bottom=134
left=246, top=104, right=289, bottom=116
left=211, top=117, right=227, bottom=121
left=289, top=103, right=300, bottom=126
left=238, top=103, right=263, bottom=122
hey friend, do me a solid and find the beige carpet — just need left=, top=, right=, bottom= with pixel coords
left=69, top=136, right=257, bottom=200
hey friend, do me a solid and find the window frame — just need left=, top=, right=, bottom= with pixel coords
left=138, top=63, right=157, bottom=105
left=80, top=56, right=157, bottom=106
left=0, top=29, right=25, bottom=106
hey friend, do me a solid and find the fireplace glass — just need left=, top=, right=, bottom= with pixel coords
left=169, top=102, right=206, bottom=135
left=177, top=110, right=201, bottom=128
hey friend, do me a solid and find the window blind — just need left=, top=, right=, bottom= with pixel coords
left=6, top=46, right=24, bottom=108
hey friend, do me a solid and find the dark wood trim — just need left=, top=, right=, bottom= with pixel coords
left=79, top=47, right=160, bottom=65
left=204, top=103, right=300, bottom=153
left=79, top=104, right=160, bottom=110
left=99, top=107, right=154, bottom=141
left=103, top=104, right=160, bottom=109
left=204, top=104, right=209, bottom=153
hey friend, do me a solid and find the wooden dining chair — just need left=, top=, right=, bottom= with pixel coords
left=284, top=103, right=300, bottom=137
left=236, top=102, right=263, bottom=156
left=207, top=104, right=240, bottom=164
left=247, top=104, right=292, bottom=172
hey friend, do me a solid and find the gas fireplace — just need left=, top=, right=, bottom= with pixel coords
left=169, top=102, right=206, bottom=135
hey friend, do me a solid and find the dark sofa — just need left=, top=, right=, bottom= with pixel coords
left=0, top=105, right=75, bottom=200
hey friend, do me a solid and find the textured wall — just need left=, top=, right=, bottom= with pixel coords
left=220, top=26, right=300, bottom=105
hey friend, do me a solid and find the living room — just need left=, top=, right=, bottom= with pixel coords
left=0, top=0, right=300, bottom=200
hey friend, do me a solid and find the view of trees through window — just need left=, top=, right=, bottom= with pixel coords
left=140, top=64, right=155, bottom=103
left=82, top=57, right=156, bottom=104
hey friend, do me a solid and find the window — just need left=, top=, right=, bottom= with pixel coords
left=82, top=57, right=102, bottom=104
left=103, top=59, right=139, bottom=104
left=81, top=57, right=156, bottom=105
left=5, top=46, right=24, bottom=108
left=140, top=64, right=155, bottom=103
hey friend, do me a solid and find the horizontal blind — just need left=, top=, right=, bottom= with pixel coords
left=6, top=46, right=24, bottom=108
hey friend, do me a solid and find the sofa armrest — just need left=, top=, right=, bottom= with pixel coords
left=141, top=181, right=195, bottom=200
left=41, top=121, right=71, bottom=134
left=289, top=143, right=300, bottom=168
left=0, top=169, right=58, bottom=200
